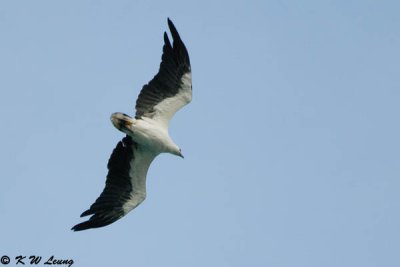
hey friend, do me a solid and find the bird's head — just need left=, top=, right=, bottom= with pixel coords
left=171, top=146, right=184, bottom=158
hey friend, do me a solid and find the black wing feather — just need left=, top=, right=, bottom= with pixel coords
left=135, top=18, right=191, bottom=119
left=71, top=136, right=135, bottom=231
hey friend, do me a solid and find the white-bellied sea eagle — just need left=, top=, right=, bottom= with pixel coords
left=72, top=18, right=191, bottom=231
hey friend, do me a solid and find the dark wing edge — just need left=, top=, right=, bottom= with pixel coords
left=135, top=18, right=191, bottom=119
left=72, top=135, right=136, bottom=231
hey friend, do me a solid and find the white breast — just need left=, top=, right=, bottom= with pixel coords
left=131, top=118, right=175, bottom=153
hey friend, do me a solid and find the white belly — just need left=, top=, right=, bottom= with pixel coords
left=130, top=118, right=173, bottom=153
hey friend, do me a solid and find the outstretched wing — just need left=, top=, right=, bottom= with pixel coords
left=135, top=18, right=192, bottom=129
left=72, top=136, right=156, bottom=231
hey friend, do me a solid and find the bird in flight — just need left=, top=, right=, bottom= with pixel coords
left=72, top=18, right=191, bottom=231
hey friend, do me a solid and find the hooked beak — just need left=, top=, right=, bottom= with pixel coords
left=176, top=147, right=184, bottom=158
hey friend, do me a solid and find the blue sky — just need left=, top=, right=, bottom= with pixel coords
left=1, top=1, right=399, bottom=266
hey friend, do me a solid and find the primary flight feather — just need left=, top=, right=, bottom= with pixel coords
left=72, top=18, right=191, bottom=231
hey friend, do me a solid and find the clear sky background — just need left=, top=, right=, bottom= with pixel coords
left=0, top=1, right=399, bottom=266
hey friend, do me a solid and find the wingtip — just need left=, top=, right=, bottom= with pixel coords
left=167, top=18, right=172, bottom=30
left=167, top=18, right=179, bottom=39
left=163, top=31, right=172, bottom=48
left=71, top=222, right=83, bottom=231
left=80, top=209, right=92, bottom=217
left=71, top=222, right=89, bottom=232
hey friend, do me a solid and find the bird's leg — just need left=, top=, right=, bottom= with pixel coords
left=110, top=112, right=135, bottom=135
